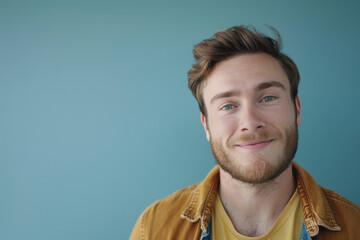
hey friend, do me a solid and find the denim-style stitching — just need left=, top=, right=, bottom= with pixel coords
left=200, top=183, right=216, bottom=232
left=318, top=188, right=340, bottom=230
left=140, top=213, right=145, bottom=240
left=297, top=175, right=319, bottom=236
left=181, top=185, right=201, bottom=222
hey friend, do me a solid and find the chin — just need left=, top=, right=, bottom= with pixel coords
left=222, top=156, right=291, bottom=184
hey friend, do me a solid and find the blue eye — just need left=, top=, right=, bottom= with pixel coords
left=262, top=96, right=276, bottom=102
left=222, top=104, right=235, bottom=110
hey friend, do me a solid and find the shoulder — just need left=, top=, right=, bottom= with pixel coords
left=294, top=161, right=360, bottom=221
left=142, top=165, right=220, bottom=221
left=320, top=187, right=360, bottom=231
left=321, top=187, right=360, bottom=213
left=130, top=166, right=220, bottom=239
left=130, top=183, right=202, bottom=240
left=144, top=183, right=199, bottom=218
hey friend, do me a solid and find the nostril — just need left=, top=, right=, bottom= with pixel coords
left=241, top=127, right=249, bottom=132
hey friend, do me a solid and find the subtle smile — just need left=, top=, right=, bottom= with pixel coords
left=236, top=139, right=274, bottom=150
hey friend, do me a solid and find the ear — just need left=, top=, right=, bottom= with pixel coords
left=201, top=113, right=210, bottom=141
left=295, top=95, right=302, bottom=126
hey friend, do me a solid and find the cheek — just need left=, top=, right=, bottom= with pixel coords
left=267, top=112, right=286, bottom=125
left=266, top=105, right=296, bottom=129
left=210, top=116, right=239, bottom=138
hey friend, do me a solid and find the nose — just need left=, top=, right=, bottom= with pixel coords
left=239, top=104, right=265, bottom=132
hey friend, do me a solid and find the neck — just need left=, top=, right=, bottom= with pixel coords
left=218, top=163, right=296, bottom=237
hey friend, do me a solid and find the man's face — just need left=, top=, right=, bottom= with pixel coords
left=201, top=53, right=302, bottom=184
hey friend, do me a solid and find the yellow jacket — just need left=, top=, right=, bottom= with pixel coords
left=130, top=162, right=360, bottom=239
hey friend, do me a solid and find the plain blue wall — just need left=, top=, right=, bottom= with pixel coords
left=1, top=0, right=359, bottom=239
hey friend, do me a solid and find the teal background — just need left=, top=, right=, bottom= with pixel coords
left=1, top=0, right=359, bottom=239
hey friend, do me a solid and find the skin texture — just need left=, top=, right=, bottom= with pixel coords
left=200, top=53, right=302, bottom=237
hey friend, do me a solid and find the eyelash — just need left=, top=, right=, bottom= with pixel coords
left=221, top=104, right=237, bottom=111
left=220, top=96, right=277, bottom=110
left=219, top=95, right=278, bottom=111
left=261, top=96, right=277, bottom=102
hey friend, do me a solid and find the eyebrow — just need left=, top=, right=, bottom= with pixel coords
left=210, top=90, right=241, bottom=104
left=256, top=81, right=286, bottom=91
left=210, top=81, right=286, bottom=105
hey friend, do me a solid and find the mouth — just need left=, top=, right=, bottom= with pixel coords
left=236, top=139, right=274, bottom=150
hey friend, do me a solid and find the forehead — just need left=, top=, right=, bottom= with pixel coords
left=202, top=53, right=290, bottom=100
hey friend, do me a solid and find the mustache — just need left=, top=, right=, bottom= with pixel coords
left=230, top=130, right=280, bottom=145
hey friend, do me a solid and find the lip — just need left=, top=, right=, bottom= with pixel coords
left=236, top=139, right=273, bottom=150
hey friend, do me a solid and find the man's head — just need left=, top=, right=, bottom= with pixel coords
left=188, top=26, right=300, bottom=118
left=187, top=26, right=301, bottom=184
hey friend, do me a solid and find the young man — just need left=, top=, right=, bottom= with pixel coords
left=130, top=26, right=360, bottom=240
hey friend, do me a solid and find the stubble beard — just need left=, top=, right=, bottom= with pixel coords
left=210, top=122, right=299, bottom=184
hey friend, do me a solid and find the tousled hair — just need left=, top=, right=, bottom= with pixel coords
left=187, top=25, right=300, bottom=116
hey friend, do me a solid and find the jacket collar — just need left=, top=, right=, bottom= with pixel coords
left=293, top=162, right=341, bottom=236
left=181, top=162, right=341, bottom=236
left=181, top=166, right=219, bottom=232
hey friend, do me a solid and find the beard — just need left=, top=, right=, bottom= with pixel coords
left=210, top=121, right=298, bottom=184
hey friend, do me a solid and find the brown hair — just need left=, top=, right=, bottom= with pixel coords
left=187, top=25, right=300, bottom=116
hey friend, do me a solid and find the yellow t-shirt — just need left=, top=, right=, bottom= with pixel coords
left=212, top=189, right=303, bottom=240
